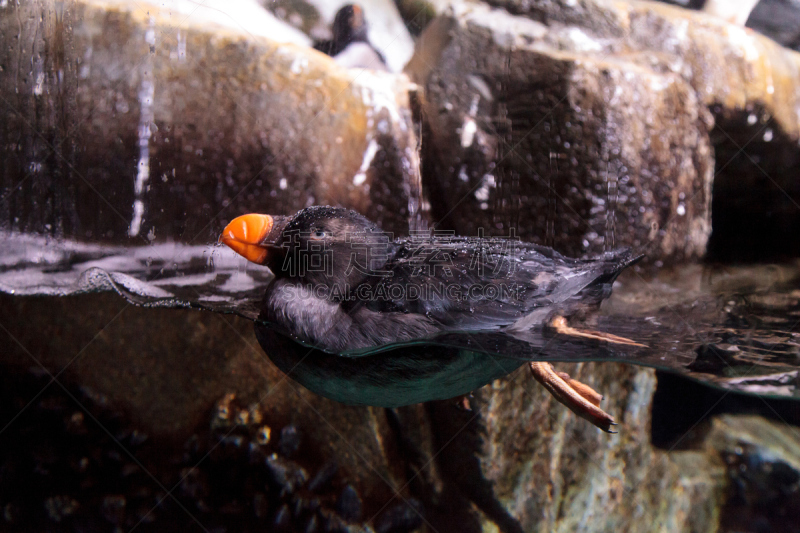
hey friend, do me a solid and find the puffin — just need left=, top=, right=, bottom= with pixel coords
left=313, top=4, right=388, bottom=71
left=220, top=206, right=644, bottom=432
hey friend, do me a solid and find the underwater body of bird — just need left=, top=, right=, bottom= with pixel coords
left=220, top=206, right=647, bottom=433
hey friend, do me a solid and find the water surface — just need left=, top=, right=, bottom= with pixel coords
left=2, top=231, right=798, bottom=399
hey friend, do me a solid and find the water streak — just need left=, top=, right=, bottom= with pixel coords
left=129, top=17, right=156, bottom=238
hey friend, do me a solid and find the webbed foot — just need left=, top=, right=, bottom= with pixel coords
left=529, top=361, right=617, bottom=433
left=550, top=316, right=647, bottom=347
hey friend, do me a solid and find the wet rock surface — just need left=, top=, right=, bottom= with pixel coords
left=406, top=0, right=800, bottom=263
left=4, top=0, right=800, bottom=260
left=707, top=107, right=800, bottom=261
left=407, top=2, right=712, bottom=263
left=0, top=0, right=421, bottom=244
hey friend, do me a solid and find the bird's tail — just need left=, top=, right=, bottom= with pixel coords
left=572, top=249, right=644, bottom=308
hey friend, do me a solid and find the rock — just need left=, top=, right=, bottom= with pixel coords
left=707, top=415, right=800, bottom=532
left=0, top=0, right=422, bottom=243
left=374, top=498, right=424, bottom=533
left=707, top=414, right=800, bottom=472
left=44, top=495, right=80, bottom=523
left=178, top=467, right=210, bottom=501
left=278, top=425, right=302, bottom=458
left=407, top=0, right=800, bottom=262
left=252, top=491, right=269, bottom=519
left=384, top=359, right=800, bottom=532
left=335, top=484, right=363, bottom=522
left=407, top=2, right=713, bottom=264
left=303, top=513, right=320, bottom=533
left=100, top=495, right=127, bottom=524
left=273, top=503, right=292, bottom=532
left=308, top=460, right=339, bottom=493
left=0, top=292, right=410, bottom=517
left=410, top=363, right=726, bottom=532
left=2, top=502, right=22, bottom=525
left=265, top=454, right=308, bottom=495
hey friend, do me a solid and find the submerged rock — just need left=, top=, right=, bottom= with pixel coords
left=335, top=484, right=363, bottom=522
left=279, top=425, right=303, bottom=458
left=709, top=415, right=800, bottom=532
left=430, top=363, right=725, bottom=532
left=0, top=292, right=409, bottom=519
left=3, top=282, right=800, bottom=530
left=374, top=498, right=424, bottom=533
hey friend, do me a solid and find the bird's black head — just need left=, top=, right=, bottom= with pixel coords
left=220, top=206, right=393, bottom=288
left=332, top=4, right=369, bottom=45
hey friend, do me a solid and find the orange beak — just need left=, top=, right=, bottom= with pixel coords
left=219, top=214, right=274, bottom=265
left=352, top=4, right=363, bottom=27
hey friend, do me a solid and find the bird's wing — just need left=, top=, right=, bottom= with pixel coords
left=359, top=241, right=637, bottom=332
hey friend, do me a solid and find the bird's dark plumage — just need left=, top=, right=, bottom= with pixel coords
left=223, top=206, right=640, bottom=354
left=313, top=4, right=387, bottom=70
left=221, top=206, right=644, bottom=430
